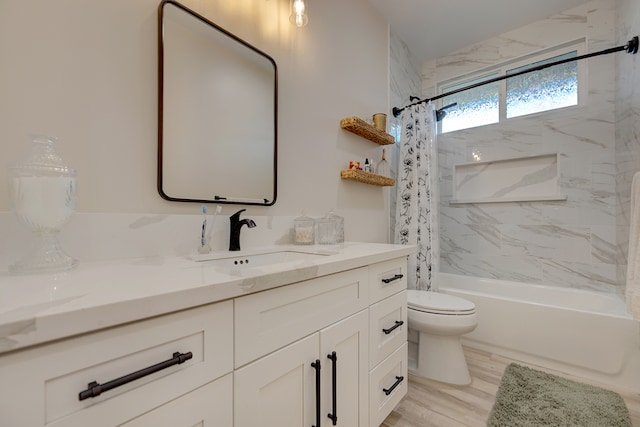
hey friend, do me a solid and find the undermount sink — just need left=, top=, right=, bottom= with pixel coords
left=192, top=249, right=331, bottom=270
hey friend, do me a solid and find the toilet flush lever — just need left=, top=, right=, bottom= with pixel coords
left=381, top=274, right=404, bottom=284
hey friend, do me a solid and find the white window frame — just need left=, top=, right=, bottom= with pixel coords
left=437, top=38, right=587, bottom=133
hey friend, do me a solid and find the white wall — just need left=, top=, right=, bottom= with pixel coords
left=0, top=0, right=391, bottom=267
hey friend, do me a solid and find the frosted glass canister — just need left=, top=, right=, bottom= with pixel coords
left=9, top=135, right=77, bottom=274
left=294, top=214, right=314, bottom=245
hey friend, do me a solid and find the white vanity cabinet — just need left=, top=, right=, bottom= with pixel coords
left=0, top=249, right=410, bottom=427
left=234, top=258, right=408, bottom=427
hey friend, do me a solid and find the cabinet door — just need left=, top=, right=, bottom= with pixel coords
left=235, top=334, right=319, bottom=427
left=121, top=374, right=232, bottom=427
left=320, top=310, right=369, bottom=427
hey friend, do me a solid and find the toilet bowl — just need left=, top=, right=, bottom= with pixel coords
left=407, top=290, right=478, bottom=385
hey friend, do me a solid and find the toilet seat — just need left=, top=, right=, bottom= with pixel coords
left=408, top=290, right=476, bottom=315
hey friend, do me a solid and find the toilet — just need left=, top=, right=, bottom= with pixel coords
left=407, top=290, right=478, bottom=385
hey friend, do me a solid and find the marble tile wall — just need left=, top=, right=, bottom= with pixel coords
left=0, top=211, right=313, bottom=268
left=616, top=0, right=640, bottom=290
left=420, top=0, right=626, bottom=293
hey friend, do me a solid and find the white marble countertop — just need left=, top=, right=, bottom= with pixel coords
left=0, top=242, right=413, bottom=355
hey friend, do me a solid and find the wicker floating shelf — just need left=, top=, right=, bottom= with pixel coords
left=340, top=169, right=395, bottom=187
left=340, top=116, right=395, bottom=146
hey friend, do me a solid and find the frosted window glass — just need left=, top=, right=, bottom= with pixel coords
left=441, top=73, right=499, bottom=133
left=506, top=51, right=577, bottom=118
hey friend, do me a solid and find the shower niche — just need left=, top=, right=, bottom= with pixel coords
left=450, top=153, right=567, bottom=204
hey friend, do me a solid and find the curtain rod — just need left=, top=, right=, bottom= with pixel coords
left=392, top=36, right=639, bottom=118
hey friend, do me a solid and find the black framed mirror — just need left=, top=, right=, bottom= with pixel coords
left=158, top=0, right=277, bottom=205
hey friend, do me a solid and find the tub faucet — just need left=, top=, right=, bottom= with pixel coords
left=229, top=209, right=256, bottom=251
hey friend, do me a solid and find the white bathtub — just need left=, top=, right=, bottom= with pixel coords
left=437, top=273, right=640, bottom=393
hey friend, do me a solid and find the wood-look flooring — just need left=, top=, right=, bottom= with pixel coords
left=381, top=346, right=640, bottom=427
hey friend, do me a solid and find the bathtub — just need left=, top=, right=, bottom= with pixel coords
left=437, top=273, right=640, bottom=393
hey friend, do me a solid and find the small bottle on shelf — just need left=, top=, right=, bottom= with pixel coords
left=363, top=158, right=372, bottom=173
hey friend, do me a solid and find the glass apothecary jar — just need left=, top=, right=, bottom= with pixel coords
left=293, top=214, right=314, bottom=245
left=314, top=216, right=335, bottom=245
left=315, top=211, right=344, bottom=245
left=9, top=134, right=78, bottom=274
left=327, top=211, right=344, bottom=243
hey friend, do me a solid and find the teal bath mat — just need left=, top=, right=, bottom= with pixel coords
left=487, top=363, right=632, bottom=426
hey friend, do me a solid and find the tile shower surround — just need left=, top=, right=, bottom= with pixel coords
left=616, top=0, right=640, bottom=295
left=390, top=0, right=640, bottom=294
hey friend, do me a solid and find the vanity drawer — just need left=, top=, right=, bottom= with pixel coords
left=0, top=301, right=233, bottom=427
left=121, top=374, right=233, bottom=427
left=369, top=257, right=407, bottom=304
left=235, top=267, right=369, bottom=367
left=369, top=342, right=408, bottom=427
left=369, top=290, right=407, bottom=369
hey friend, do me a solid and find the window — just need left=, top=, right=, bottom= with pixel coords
left=440, top=73, right=500, bottom=133
left=439, top=41, right=584, bottom=133
left=506, top=51, right=578, bottom=118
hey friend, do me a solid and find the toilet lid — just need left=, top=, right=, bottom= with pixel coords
left=407, top=290, right=476, bottom=315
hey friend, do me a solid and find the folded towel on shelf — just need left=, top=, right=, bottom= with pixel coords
left=626, top=171, right=640, bottom=320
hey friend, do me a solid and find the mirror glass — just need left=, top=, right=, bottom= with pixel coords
left=159, top=0, right=277, bottom=205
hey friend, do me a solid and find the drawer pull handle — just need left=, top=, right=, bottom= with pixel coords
left=381, top=274, right=404, bottom=284
left=382, top=320, right=404, bottom=335
left=327, top=352, right=338, bottom=425
left=383, top=375, right=404, bottom=396
left=311, top=359, right=321, bottom=427
left=78, top=351, right=193, bottom=401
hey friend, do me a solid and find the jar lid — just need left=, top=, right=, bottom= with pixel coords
left=12, top=134, right=76, bottom=177
left=327, top=212, right=343, bottom=221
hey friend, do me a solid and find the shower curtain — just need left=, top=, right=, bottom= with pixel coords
left=394, top=102, right=440, bottom=291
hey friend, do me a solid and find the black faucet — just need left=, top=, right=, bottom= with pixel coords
left=229, top=209, right=256, bottom=251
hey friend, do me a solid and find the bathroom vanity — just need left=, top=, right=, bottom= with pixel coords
left=0, top=242, right=412, bottom=427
